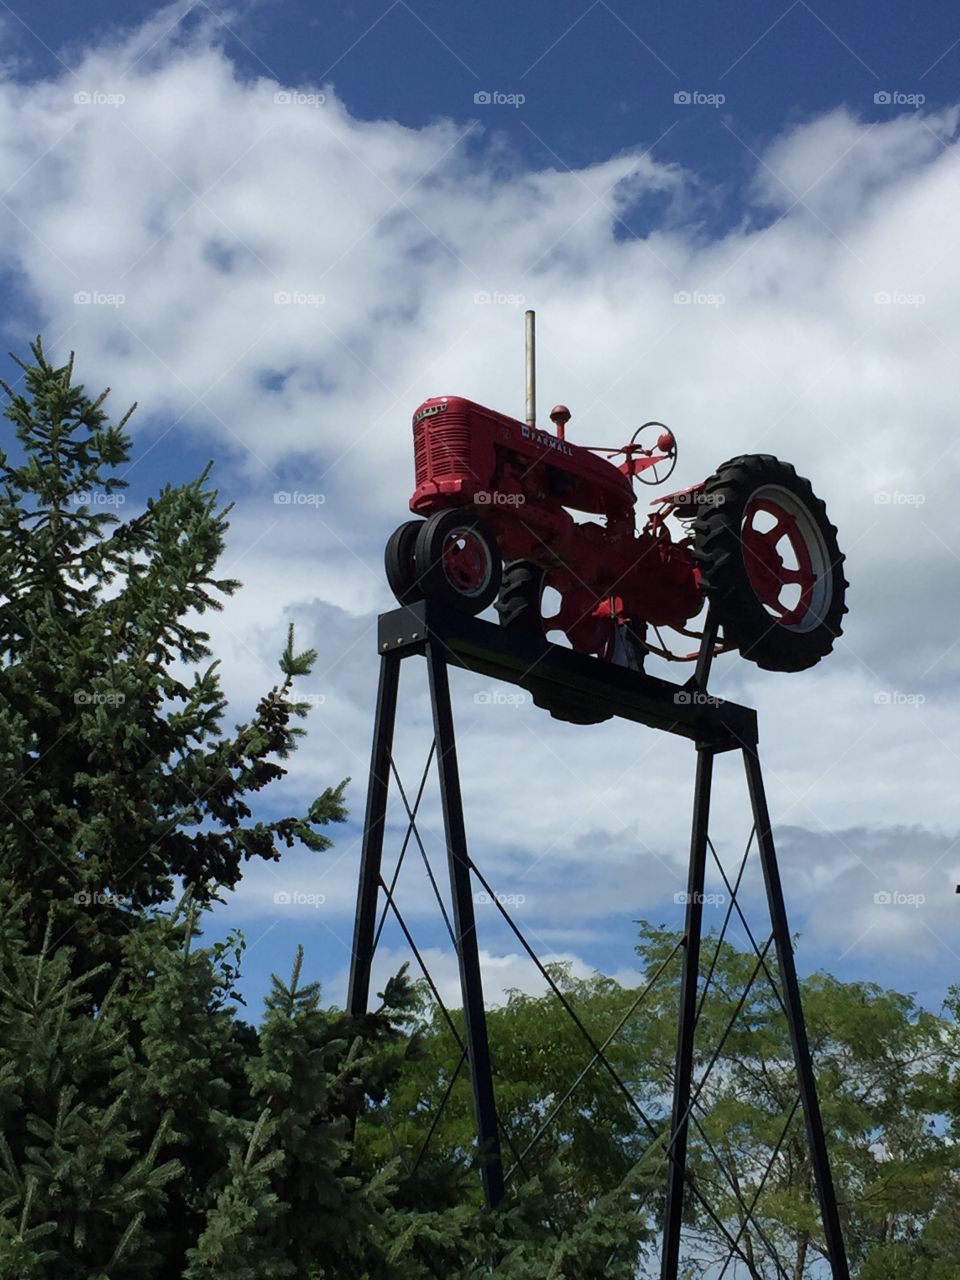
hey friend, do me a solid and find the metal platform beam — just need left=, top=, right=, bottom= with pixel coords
left=377, top=600, right=757, bottom=749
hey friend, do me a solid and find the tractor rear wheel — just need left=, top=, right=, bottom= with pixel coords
left=414, top=509, right=502, bottom=614
left=496, top=561, right=614, bottom=724
left=495, top=560, right=546, bottom=633
left=693, top=455, right=847, bottom=672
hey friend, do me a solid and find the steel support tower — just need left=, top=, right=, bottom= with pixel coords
left=347, top=599, right=850, bottom=1278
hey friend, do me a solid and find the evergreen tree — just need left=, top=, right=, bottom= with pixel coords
left=0, top=894, right=181, bottom=1277
left=0, top=340, right=650, bottom=1278
left=0, top=337, right=346, bottom=981
left=0, top=341, right=370, bottom=1276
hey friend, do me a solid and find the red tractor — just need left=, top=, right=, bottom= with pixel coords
left=385, top=325, right=847, bottom=712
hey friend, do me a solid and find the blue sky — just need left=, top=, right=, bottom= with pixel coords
left=2, top=0, right=960, bottom=1021
left=13, top=0, right=960, bottom=222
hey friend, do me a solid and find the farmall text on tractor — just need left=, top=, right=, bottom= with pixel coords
left=384, top=313, right=847, bottom=720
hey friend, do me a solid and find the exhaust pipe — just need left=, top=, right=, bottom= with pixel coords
left=524, top=309, right=535, bottom=428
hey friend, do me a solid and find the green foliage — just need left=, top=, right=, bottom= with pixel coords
left=0, top=341, right=660, bottom=1277
left=368, top=924, right=960, bottom=1278
left=0, top=338, right=347, bottom=977
left=0, top=896, right=182, bottom=1277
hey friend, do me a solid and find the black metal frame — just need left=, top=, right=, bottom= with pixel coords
left=346, top=599, right=850, bottom=1278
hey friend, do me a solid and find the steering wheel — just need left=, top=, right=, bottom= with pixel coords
left=623, top=421, right=678, bottom=487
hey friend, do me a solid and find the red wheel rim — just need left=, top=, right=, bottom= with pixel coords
left=441, top=528, right=490, bottom=595
left=741, top=496, right=816, bottom=626
left=542, top=579, right=618, bottom=656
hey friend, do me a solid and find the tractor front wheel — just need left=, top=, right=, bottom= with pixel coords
left=385, top=519, right=424, bottom=606
left=693, top=455, right=847, bottom=672
left=414, top=509, right=502, bottom=614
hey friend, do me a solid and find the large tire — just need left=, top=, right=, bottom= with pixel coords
left=693, top=455, right=847, bottom=672
left=495, top=560, right=545, bottom=633
left=385, top=520, right=424, bottom=606
left=496, top=561, right=612, bottom=724
left=414, top=509, right=502, bottom=614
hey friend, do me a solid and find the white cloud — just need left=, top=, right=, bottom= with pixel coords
left=326, top=943, right=600, bottom=1011
left=3, top=13, right=960, bottom=987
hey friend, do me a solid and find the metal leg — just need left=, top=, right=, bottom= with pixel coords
left=692, top=607, right=720, bottom=692
left=742, top=746, right=850, bottom=1280
left=347, top=651, right=401, bottom=1018
left=426, top=639, right=506, bottom=1210
left=660, top=744, right=715, bottom=1280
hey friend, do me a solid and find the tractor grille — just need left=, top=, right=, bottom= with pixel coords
left=429, top=421, right=471, bottom=476
left=413, top=411, right=472, bottom=483
left=414, top=420, right=428, bottom=485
